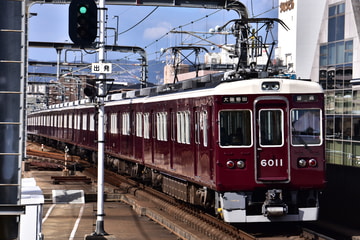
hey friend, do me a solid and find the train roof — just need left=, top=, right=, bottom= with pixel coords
left=105, top=76, right=323, bottom=105
left=32, top=75, right=323, bottom=114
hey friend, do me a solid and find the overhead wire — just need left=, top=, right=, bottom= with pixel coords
left=105, top=3, right=280, bottom=83
left=117, top=6, right=159, bottom=36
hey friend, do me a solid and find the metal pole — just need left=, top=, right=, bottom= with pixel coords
left=95, top=0, right=107, bottom=235
left=56, top=48, right=61, bottom=80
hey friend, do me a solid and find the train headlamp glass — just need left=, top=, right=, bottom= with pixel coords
left=262, top=81, right=280, bottom=91
left=237, top=160, right=246, bottom=169
left=298, top=159, right=307, bottom=167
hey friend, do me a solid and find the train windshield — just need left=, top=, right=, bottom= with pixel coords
left=219, top=110, right=252, bottom=147
left=291, top=109, right=322, bottom=146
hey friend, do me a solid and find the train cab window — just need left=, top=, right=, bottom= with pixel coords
left=259, top=110, right=283, bottom=146
left=291, top=109, right=322, bottom=145
left=219, top=110, right=251, bottom=147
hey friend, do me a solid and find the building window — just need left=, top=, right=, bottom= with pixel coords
left=328, top=3, right=345, bottom=42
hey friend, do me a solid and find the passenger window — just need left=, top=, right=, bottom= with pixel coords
left=219, top=110, right=251, bottom=147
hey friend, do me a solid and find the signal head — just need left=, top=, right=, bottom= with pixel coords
left=69, top=0, right=98, bottom=46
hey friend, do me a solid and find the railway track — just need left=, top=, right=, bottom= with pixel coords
left=26, top=142, right=90, bottom=170
left=86, top=167, right=339, bottom=240
left=86, top=167, right=255, bottom=240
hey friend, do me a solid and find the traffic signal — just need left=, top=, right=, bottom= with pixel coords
left=84, top=79, right=96, bottom=101
left=69, top=0, right=98, bottom=46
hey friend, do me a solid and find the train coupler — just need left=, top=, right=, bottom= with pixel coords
left=262, top=189, right=288, bottom=217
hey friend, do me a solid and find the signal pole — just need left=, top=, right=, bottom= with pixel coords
left=94, top=0, right=107, bottom=236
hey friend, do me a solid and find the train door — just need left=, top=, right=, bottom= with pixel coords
left=170, top=109, right=175, bottom=169
left=194, top=107, right=212, bottom=181
left=255, top=97, right=290, bottom=182
left=194, top=108, right=200, bottom=176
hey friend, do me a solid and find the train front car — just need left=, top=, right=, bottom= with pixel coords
left=214, top=78, right=325, bottom=223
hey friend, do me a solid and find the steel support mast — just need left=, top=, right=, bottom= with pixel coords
left=95, top=0, right=107, bottom=235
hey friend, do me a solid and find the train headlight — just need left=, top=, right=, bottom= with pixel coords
left=262, top=81, right=280, bottom=91
left=298, top=159, right=307, bottom=168
left=308, top=159, right=317, bottom=167
left=226, top=160, right=235, bottom=169
left=237, top=160, right=246, bottom=169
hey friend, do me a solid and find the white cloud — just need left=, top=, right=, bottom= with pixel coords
left=143, top=22, right=172, bottom=40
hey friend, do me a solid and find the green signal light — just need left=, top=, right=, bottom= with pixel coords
left=79, top=6, right=88, bottom=14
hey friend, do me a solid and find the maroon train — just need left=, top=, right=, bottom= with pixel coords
left=28, top=76, right=326, bottom=222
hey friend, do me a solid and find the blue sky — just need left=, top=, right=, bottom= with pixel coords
left=28, top=0, right=278, bottom=62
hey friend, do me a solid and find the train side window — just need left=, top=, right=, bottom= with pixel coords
left=122, top=113, right=130, bottom=135
left=177, top=112, right=182, bottom=143
left=75, top=114, right=81, bottom=130
left=176, top=111, right=190, bottom=144
left=202, top=111, right=208, bottom=147
left=90, top=114, right=95, bottom=131
left=64, top=114, right=68, bottom=128
left=59, top=114, right=63, bottom=128
left=50, top=115, right=53, bottom=127
left=156, top=112, right=167, bottom=141
left=77, top=114, right=81, bottom=130
left=219, top=110, right=252, bottom=147
left=185, top=111, right=190, bottom=144
left=162, top=112, right=168, bottom=141
left=291, top=109, right=322, bottom=145
left=74, top=114, right=77, bottom=130
left=69, top=114, right=73, bottom=129
left=143, top=113, right=150, bottom=139
left=259, top=109, right=283, bottom=146
left=111, top=113, right=118, bottom=134
left=82, top=114, right=87, bottom=131
left=136, top=112, right=143, bottom=137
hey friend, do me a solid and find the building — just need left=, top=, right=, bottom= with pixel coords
left=27, top=75, right=89, bottom=111
left=277, top=0, right=360, bottom=167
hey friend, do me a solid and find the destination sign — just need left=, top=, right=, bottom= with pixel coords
left=222, top=96, right=248, bottom=104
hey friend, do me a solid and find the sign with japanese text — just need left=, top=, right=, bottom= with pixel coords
left=91, top=63, right=112, bottom=74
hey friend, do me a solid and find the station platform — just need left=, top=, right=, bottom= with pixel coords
left=23, top=170, right=179, bottom=240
